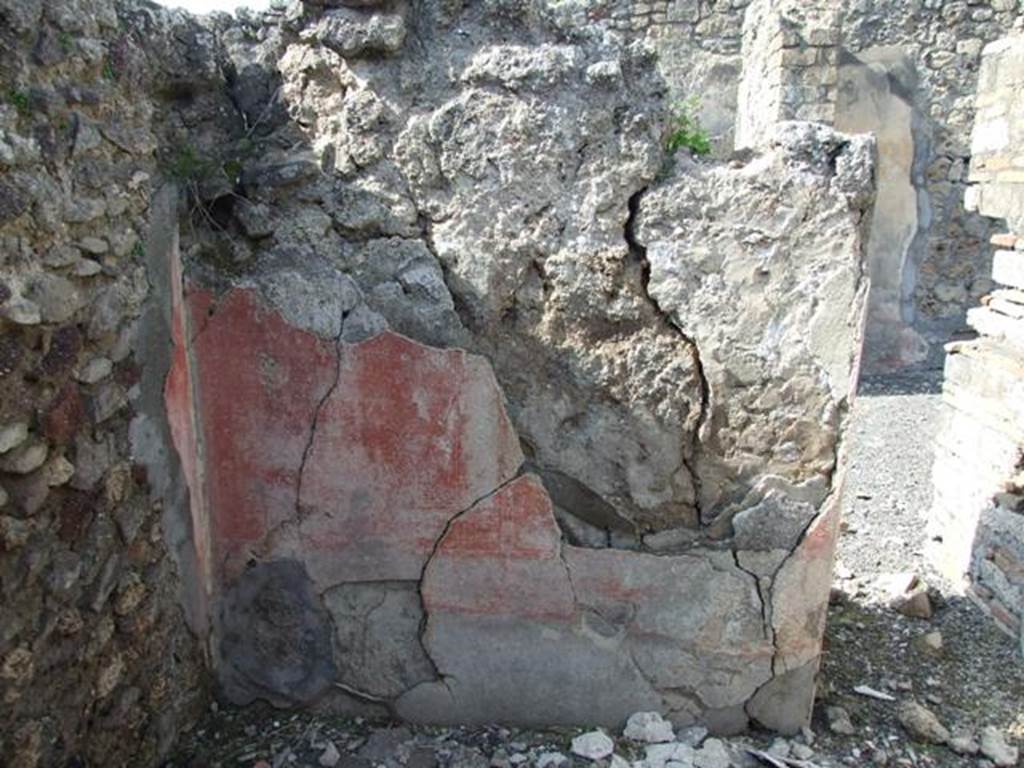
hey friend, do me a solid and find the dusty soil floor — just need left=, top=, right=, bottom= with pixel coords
left=167, top=372, right=1024, bottom=768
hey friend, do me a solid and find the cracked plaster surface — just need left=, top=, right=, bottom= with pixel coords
left=171, top=287, right=845, bottom=731
left=163, top=0, right=873, bottom=735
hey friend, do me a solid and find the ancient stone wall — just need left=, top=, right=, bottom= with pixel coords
left=599, top=0, right=1022, bottom=371
left=1, top=0, right=877, bottom=760
left=0, top=2, right=224, bottom=766
left=840, top=1, right=1022, bottom=370
left=734, top=0, right=841, bottom=149
left=929, top=34, right=1024, bottom=648
left=151, top=0, right=875, bottom=737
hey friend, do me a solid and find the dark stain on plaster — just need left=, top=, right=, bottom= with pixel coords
left=218, top=559, right=337, bottom=707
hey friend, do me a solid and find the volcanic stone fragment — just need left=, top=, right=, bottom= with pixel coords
left=897, top=700, right=950, bottom=744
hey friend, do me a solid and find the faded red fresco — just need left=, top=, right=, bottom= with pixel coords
left=164, top=262, right=210, bottom=628
left=295, top=332, right=524, bottom=587
left=421, top=475, right=576, bottom=621
left=771, top=499, right=842, bottom=673
left=168, top=287, right=523, bottom=591
left=188, top=288, right=336, bottom=579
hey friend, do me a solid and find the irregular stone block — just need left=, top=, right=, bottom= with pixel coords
left=638, top=122, right=873, bottom=518
left=993, top=250, right=1024, bottom=290
left=306, top=6, right=406, bottom=58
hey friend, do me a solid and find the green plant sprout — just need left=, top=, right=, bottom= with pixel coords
left=665, top=97, right=712, bottom=157
left=7, top=90, right=31, bottom=117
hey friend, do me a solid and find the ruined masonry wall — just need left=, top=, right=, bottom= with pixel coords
left=0, top=0, right=877, bottom=762
left=603, top=0, right=1023, bottom=370
left=163, top=0, right=873, bottom=738
left=929, top=34, right=1024, bottom=648
left=734, top=0, right=841, bottom=150
left=0, top=1, right=214, bottom=766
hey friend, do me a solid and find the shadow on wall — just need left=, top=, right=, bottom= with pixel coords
left=836, top=46, right=995, bottom=376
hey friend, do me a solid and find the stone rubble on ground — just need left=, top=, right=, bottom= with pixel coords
left=536, top=753, right=568, bottom=768
left=981, top=726, right=1020, bottom=768
left=882, top=572, right=934, bottom=619
left=914, top=631, right=944, bottom=655
left=318, top=740, right=341, bottom=767
left=897, top=700, right=951, bottom=745
left=693, top=739, right=732, bottom=768
left=623, top=712, right=675, bottom=744
left=949, top=728, right=981, bottom=756
left=169, top=700, right=1024, bottom=768
left=570, top=731, right=615, bottom=761
left=825, top=706, right=855, bottom=736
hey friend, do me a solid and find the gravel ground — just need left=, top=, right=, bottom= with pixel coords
left=816, top=371, right=1024, bottom=767
left=166, top=372, right=1024, bottom=768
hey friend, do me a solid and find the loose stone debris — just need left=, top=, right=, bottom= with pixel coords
left=981, top=727, right=1020, bottom=768
left=571, top=731, right=615, bottom=761
left=852, top=686, right=895, bottom=703
left=897, top=701, right=951, bottom=746
left=623, top=713, right=676, bottom=745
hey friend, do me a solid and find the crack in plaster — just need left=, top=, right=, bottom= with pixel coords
left=557, top=543, right=675, bottom=705
left=412, top=468, right=527, bottom=695
left=557, top=542, right=580, bottom=608
left=332, top=680, right=392, bottom=705
left=318, top=592, right=398, bottom=714
left=294, top=310, right=348, bottom=523
left=731, top=550, right=778, bottom=666
left=740, top=485, right=838, bottom=726
left=624, top=186, right=711, bottom=523
left=319, top=577, right=441, bottom=714
left=183, top=277, right=234, bottom=345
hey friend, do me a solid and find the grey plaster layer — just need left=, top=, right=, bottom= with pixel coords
left=835, top=47, right=932, bottom=372
left=323, top=581, right=436, bottom=700
left=131, top=184, right=209, bottom=637
left=395, top=614, right=665, bottom=727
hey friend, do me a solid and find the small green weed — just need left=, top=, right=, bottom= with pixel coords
left=7, top=89, right=31, bottom=117
left=58, top=31, right=74, bottom=54
left=222, top=158, right=244, bottom=184
left=665, top=97, right=712, bottom=157
left=102, top=59, right=118, bottom=82
left=165, top=145, right=216, bottom=184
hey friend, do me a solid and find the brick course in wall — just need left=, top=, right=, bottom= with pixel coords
left=929, top=34, right=1024, bottom=652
